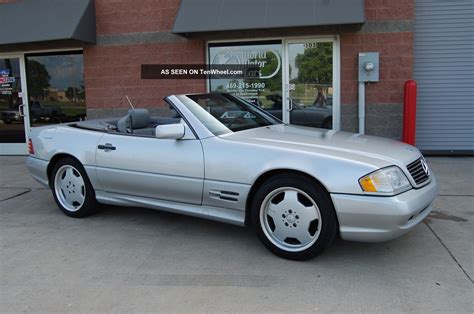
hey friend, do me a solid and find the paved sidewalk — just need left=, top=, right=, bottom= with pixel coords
left=1, top=156, right=473, bottom=312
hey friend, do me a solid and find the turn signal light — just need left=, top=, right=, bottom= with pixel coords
left=359, top=166, right=411, bottom=194
left=28, top=139, right=35, bottom=155
left=359, top=176, right=377, bottom=192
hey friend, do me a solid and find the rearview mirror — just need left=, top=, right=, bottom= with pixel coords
left=155, top=124, right=185, bottom=139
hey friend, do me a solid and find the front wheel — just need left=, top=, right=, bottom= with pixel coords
left=51, top=157, right=98, bottom=218
left=251, top=174, right=337, bottom=260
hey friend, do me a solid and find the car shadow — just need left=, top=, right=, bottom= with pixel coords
left=93, top=204, right=420, bottom=265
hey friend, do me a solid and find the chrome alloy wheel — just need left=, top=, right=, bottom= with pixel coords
left=54, top=165, right=86, bottom=212
left=260, top=187, right=322, bottom=252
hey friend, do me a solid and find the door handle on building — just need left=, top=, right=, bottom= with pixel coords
left=18, top=104, right=25, bottom=117
left=287, top=97, right=293, bottom=111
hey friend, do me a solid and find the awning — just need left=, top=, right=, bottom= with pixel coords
left=0, top=0, right=96, bottom=46
left=173, top=0, right=365, bottom=34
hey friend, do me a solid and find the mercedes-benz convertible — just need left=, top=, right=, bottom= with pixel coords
left=26, top=93, right=438, bottom=260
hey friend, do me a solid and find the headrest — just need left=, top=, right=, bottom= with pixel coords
left=128, top=109, right=150, bottom=129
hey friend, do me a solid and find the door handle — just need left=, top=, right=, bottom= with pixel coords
left=98, top=143, right=116, bottom=151
left=18, top=104, right=25, bottom=117
left=287, top=97, right=293, bottom=111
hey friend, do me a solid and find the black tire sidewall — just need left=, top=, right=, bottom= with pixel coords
left=322, top=117, right=333, bottom=129
left=251, top=174, right=337, bottom=261
left=51, top=157, right=97, bottom=218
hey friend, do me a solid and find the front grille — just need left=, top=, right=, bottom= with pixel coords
left=406, top=158, right=430, bottom=185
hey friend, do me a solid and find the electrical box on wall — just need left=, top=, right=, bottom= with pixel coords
left=358, top=52, right=379, bottom=82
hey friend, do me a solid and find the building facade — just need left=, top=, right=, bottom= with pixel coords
left=0, top=0, right=472, bottom=155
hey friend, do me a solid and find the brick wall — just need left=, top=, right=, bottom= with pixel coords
left=340, top=0, right=414, bottom=137
left=85, top=0, right=414, bottom=138
left=84, top=42, right=204, bottom=111
left=85, top=0, right=205, bottom=116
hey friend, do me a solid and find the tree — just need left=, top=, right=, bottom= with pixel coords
left=65, top=87, right=76, bottom=101
left=293, top=43, right=333, bottom=85
left=26, top=60, right=50, bottom=99
left=78, top=85, right=85, bottom=101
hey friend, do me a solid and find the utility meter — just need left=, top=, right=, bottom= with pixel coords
left=358, top=52, right=379, bottom=82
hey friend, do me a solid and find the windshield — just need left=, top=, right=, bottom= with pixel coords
left=176, top=93, right=281, bottom=136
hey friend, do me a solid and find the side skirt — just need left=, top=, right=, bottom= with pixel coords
left=95, top=191, right=246, bottom=227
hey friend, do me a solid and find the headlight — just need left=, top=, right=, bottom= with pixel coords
left=359, top=166, right=411, bottom=194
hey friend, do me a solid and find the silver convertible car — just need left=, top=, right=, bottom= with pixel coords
left=26, top=93, right=438, bottom=260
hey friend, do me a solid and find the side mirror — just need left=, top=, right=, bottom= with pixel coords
left=155, top=124, right=185, bottom=139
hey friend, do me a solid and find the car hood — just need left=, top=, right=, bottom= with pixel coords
left=219, top=124, right=421, bottom=167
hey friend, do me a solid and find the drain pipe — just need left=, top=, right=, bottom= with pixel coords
left=358, top=82, right=366, bottom=134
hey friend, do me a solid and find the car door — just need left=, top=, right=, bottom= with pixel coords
left=95, top=130, right=204, bottom=205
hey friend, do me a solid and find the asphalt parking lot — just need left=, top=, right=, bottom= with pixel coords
left=1, top=156, right=473, bottom=312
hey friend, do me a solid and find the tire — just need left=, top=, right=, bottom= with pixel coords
left=51, top=157, right=98, bottom=218
left=322, top=117, right=332, bottom=129
left=251, top=174, right=337, bottom=260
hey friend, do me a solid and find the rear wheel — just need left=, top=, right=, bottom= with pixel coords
left=51, top=157, right=98, bottom=218
left=322, top=117, right=332, bottom=129
left=251, top=174, right=337, bottom=260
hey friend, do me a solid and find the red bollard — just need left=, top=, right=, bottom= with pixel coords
left=402, top=80, right=417, bottom=145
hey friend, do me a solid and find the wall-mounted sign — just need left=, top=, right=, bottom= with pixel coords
left=0, top=69, right=10, bottom=75
left=0, top=77, right=15, bottom=84
left=208, top=41, right=283, bottom=106
left=211, top=49, right=281, bottom=79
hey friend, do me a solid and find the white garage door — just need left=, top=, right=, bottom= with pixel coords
left=414, top=0, right=474, bottom=153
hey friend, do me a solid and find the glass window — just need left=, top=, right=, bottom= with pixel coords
left=287, top=41, right=333, bottom=129
left=177, top=93, right=280, bottom=135
left=208, top=41, right=283, bottom=113
left=25, top=51, right=86, bottom=126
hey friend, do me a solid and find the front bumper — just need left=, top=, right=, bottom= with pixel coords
left=331, top=175, right=438, bottom=242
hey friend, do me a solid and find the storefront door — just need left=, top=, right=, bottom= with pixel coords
left=0, top=50, right=86, bottom=155
left=0, top=54, right=30, bottom=155
left=208, top=37, right=339, bottom=131
left=283, top=38, right=339, bottom=130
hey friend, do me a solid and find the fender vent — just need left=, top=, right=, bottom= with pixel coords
left=209, top=190, right=239, bottom=202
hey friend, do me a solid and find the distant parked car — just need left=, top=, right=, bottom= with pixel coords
left=1, top=106, right=22, bottom=124
left=1, top=101, right=85, bottom=125
left=29, top=101, right=62, bottom=122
